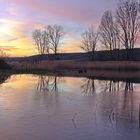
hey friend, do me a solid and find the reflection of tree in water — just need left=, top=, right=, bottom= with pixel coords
left=99, top=80, right=137, bottom=129
left=81, top=78, right=122, bottom=95
left=98, top=80, right=134, bottom=93
left=81, top=78, right=121, bottom=96
left=81, top=78, right=96, bottom=95
left=104, top=80, right=120, bottom=92
left=124, top=81, right=133, bottom=93
left=36, top=75, right=63, bottom=94
left=123, top=81, right=134, bottom=111
left=81, top=77, right=135, bottom=96
left=81, top=78, right=140, bottom=131
left=0, top=72, right=11, bottom=85
left=122, top=81, right=134, bottom=121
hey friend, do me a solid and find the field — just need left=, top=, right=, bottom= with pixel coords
left=8, top=60, right=140, bottom=71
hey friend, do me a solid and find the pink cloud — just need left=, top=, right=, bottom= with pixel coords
left=5, top=0, right=99, bottom=26
left=6, top=7, right=18, bottom=16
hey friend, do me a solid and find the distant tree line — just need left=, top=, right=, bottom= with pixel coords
left=32, top=0, right=140, bottom=61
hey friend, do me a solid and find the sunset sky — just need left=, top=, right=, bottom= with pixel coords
left=0, top=0, right=117, bottom=57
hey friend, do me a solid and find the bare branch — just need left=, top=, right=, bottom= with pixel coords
left=32, top=29, right=50, bottom=55
left=80, top=26, right=98, bottom=60
left=116, top=0, right=140, bottom=51
left=47, top=25, right=64, bottom=55
left=99, top=10, right=120, bottom=51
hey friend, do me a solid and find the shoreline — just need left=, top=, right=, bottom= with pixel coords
left=8, top=60, right=140, bottom=71
left=1, top=68, right=140, bottom=83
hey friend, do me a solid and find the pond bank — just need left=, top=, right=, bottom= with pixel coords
left=8, top=60, right=140, bottom=71
left=1, top=69, right=140, bottom=84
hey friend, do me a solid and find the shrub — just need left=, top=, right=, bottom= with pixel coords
left=0, top=59, right=11, bottom=69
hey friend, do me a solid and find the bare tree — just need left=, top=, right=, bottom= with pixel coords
left=81, top=26, right=98, bottom=60
left=32, top=29, right=50, bottom=55
left=47, top=25, right=64, bottom=56
left=0, top=49, right=9, bottom=59
left=116, top=0, right=140, bottom=59
left=99, top=10, right=120, bottom=51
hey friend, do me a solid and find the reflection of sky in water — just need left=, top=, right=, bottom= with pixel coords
left=1, top=74, right=139, bottom=95
left=59, top=77, right=84, bottom=94
left=0, top=74, right=140, bottom=140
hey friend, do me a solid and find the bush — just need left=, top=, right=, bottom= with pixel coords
left=0, top=59, right=11, bottom=69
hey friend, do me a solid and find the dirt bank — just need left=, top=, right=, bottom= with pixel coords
left=9, top=60, right=140, bottom=71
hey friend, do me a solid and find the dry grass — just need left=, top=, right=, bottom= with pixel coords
left=8, top=60, right=140, bottom=71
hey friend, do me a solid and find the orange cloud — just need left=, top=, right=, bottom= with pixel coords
left=2, top=0, right=103, bottom=56
left=0, top=17, right=83, bottom=56
left=0, top=46, right=17, bottom=51
left=0, top=18, right=37, bottom=56
left=60, top=39, right=82, bottom=53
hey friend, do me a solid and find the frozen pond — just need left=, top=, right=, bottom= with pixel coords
left=0, top=73, right=140, bottom=140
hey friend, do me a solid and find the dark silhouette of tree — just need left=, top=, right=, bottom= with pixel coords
left=99, top=10, right=120, bottom=51
left=116, top=0, right=140, bottom=59
left=99, top=11, right=120, bottom=60
left=33, top=25, right=64, bottom=60
left=32, top=29, right=50, bottom=55
left=80, top=26, right=99, bottom=60
left=47, top=25, right=64, bottom=56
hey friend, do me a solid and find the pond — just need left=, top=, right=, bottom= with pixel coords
left=0, top=73, right=140, bottom=140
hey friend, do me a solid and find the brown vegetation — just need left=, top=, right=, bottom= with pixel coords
left=8, top=60, right=140, bottom=71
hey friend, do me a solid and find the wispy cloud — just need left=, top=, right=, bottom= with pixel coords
left=0, top=46, right=17, bottom=50
left=1, top=0, right=117, bottom=56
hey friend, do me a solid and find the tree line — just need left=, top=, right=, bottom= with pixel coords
left=33, top=0, right=140, bottom=60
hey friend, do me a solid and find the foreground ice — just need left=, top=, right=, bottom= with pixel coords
left=0, top=74, right=140, bottom=140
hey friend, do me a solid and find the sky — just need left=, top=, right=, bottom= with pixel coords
left=0, top=0, right=117, bottom=57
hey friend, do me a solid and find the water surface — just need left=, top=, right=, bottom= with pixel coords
left=0, top=73, right=140, bottom=140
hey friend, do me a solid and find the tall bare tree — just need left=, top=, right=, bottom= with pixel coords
left=32, top=29, right=50, bottom=55
left=99, top=10, right=120, bottom=51
left=81, top=26, right=98, bottom=60
left=116, top=0, right=140, bottom=59
left=47, top=25, right=64, bottom=55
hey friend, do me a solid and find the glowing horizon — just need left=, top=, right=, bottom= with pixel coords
left=0, top=0, right=117, bottom=57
